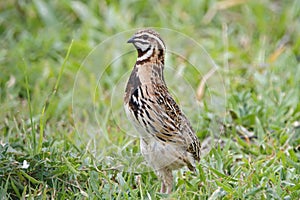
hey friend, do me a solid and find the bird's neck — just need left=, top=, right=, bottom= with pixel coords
left=136, top=46, right=165, bottom=66
left=135, top=59, right=165, bottom=86
left=124, top=59, right=166, bottom=102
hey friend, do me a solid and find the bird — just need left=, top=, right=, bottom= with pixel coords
left=124, top=29, right=201, bottom=194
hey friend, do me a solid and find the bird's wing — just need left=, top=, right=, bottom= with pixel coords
left=130, top=83, right=200, bottom=159
left=125, top=71, right=201, bottom=161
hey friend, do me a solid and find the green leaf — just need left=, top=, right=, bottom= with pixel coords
left=19, top=170, right=43, bottom=184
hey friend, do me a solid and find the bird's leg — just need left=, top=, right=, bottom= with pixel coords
left=160, top=182, right=166, bottom=193
left=158, top=168, right=173, bottom=194
left=165, top=176, right=173, bottom=194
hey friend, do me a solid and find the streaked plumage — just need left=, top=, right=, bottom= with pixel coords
left=124, top=29, right=201, bottom=193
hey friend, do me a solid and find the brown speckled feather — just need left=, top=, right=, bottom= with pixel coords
left=124, top=29, right=201, bottom=193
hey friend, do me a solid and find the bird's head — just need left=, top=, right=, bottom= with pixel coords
left=128, top=29, right=166, bottom=62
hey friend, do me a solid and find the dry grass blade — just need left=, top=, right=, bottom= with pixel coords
left=268, top=45, right=286, bottom=63
left=202, top=0, right=248, bottom=24
left=196, top=67, right=217, bottom=101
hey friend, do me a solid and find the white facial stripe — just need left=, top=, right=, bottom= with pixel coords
left=135, top=42, right=150, bottom=51
left=137, top=46, right=154, bottom=61
left=135, top=32, right=166, bottom=50
left=147, top=33, right=165, bottom=50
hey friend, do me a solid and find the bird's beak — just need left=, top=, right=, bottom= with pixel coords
left=127, top=36, right=135, bottom=43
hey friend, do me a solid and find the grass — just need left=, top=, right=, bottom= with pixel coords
left=1, top=0, right=300, bottom=199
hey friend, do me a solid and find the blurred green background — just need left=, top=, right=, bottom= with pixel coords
left=1, top=0, right=300, bottom=199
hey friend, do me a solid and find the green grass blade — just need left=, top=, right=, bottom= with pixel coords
left=37, top=40, right=74, bottom=153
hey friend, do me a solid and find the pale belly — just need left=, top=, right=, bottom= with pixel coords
left=140, top=137, right=191, bottom=171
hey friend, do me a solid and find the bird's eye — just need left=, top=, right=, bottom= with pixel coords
left=142, top=35, right=149, bottom=40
